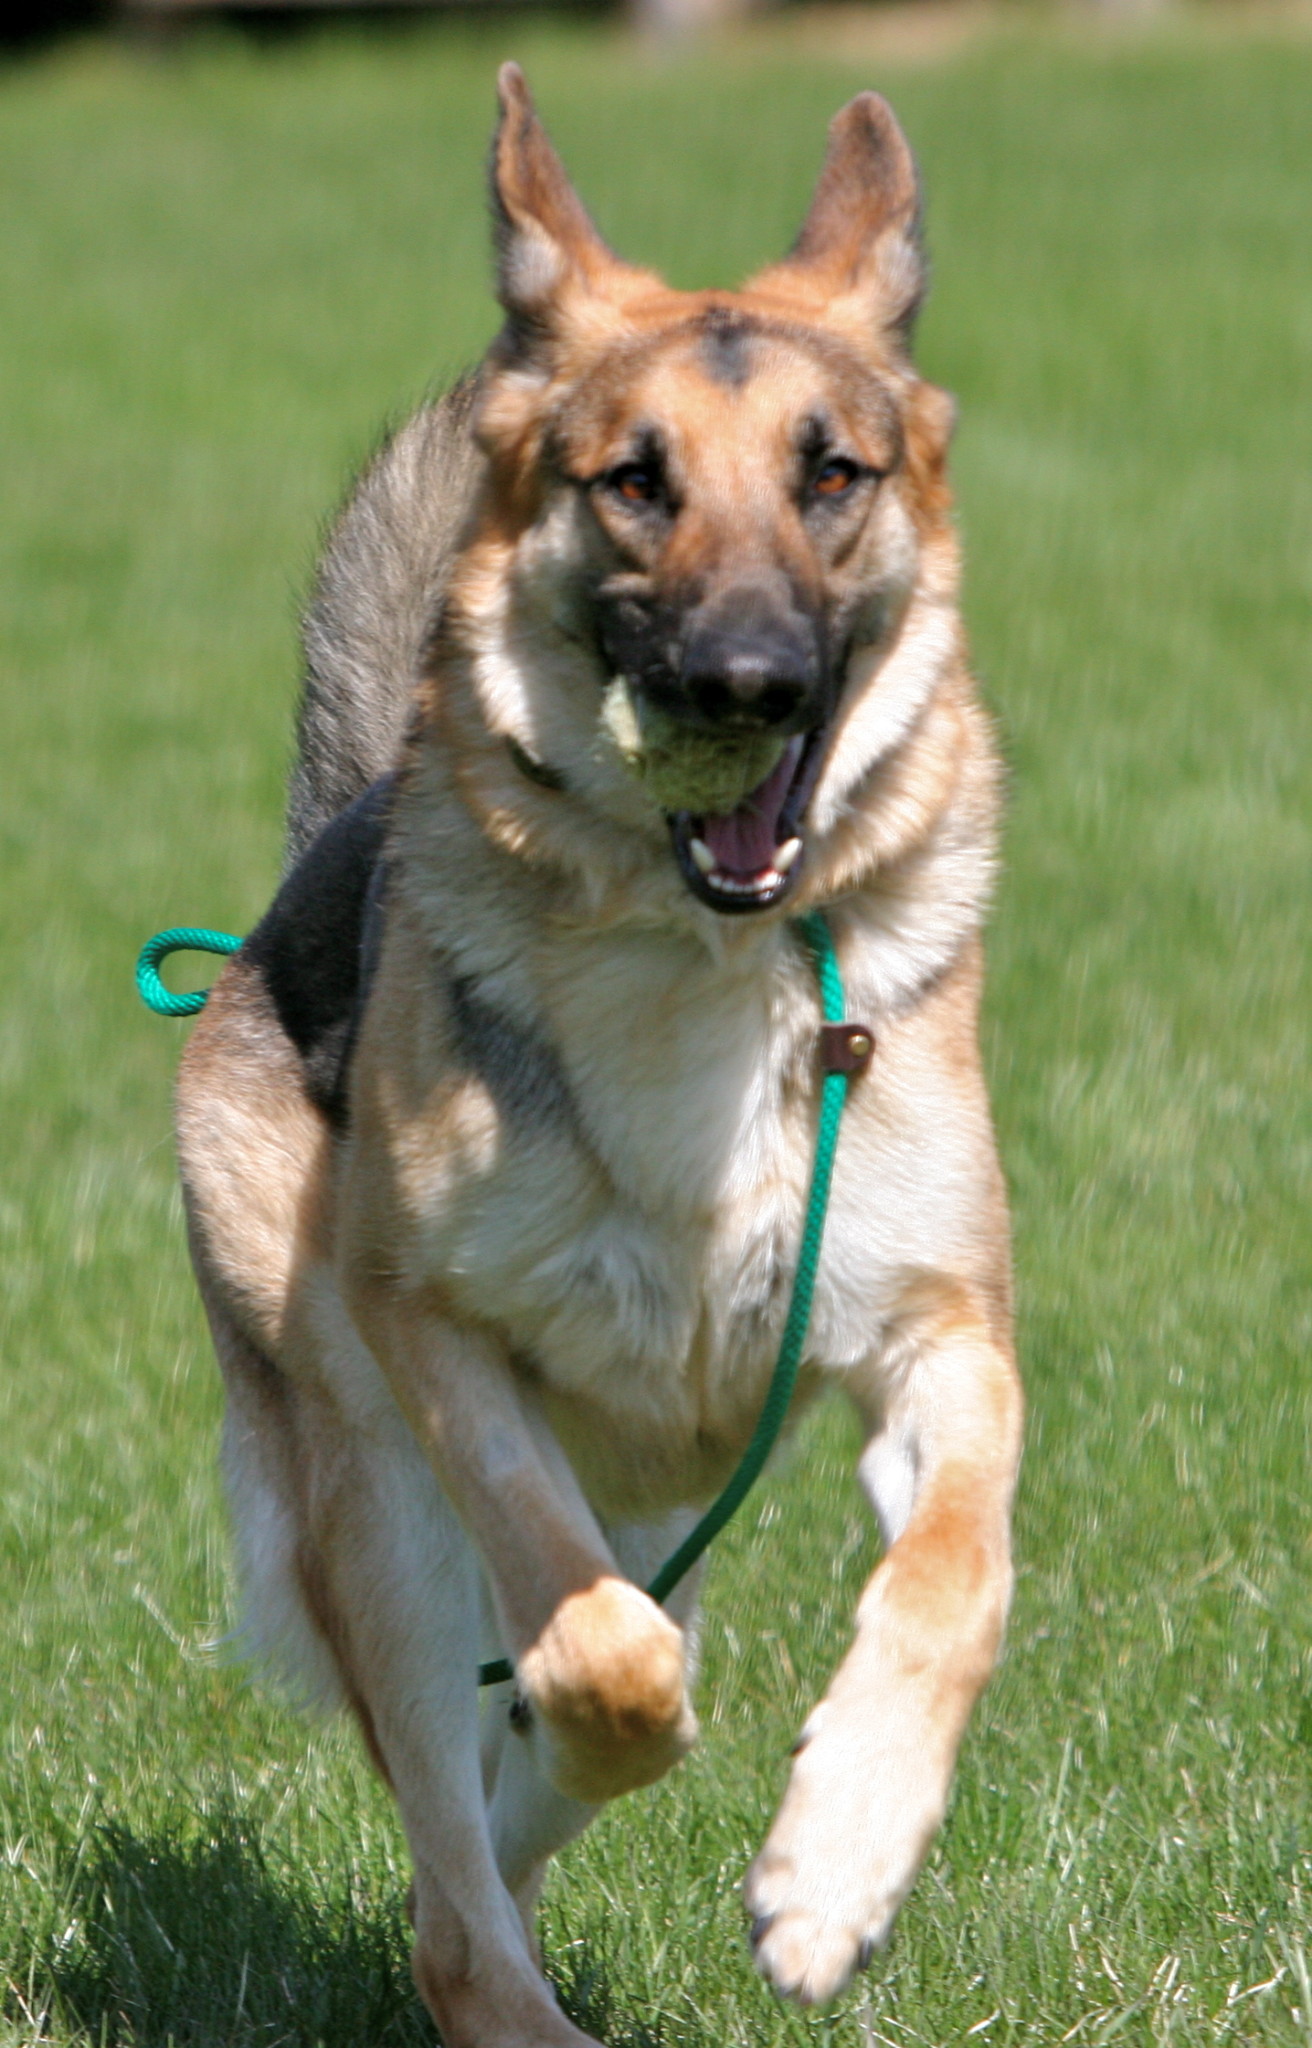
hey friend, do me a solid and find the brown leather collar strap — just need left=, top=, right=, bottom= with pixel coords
left=820, top=1021, right=874, bottom=1076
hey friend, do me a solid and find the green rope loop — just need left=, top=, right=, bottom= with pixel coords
left=479, top=908, right=849, bottom=1689
left=136, top=927, right=242, bottom=1017
left=137, top=909, right=853, bottom=1696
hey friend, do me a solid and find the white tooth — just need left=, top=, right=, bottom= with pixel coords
left=774, top=836, right=803, bottom=874
left=690, top=837, right=716, bottom=875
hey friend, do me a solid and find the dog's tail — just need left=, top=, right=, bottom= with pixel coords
left=285, top=377, right=482, bottom=866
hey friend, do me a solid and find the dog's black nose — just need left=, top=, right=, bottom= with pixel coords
left=680, top=590, right=820, bottom=730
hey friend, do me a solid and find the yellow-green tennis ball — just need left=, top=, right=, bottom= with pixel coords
left=600, top=678, right=786, bottom=816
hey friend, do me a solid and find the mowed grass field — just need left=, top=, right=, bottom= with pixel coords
left=2, top=14, right=1310, bottom=2044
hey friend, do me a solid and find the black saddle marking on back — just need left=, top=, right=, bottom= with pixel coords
left=242, top=768, right=578, bottom=1138
left=242, top=774, right=396, bottom=1126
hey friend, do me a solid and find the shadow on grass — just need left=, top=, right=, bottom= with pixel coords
left=35, top=1814, right=657, bottom=2047
left=40, top=1815, right=426, bottom=2047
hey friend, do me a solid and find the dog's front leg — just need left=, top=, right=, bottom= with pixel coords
left=746, top=1285, right=1022, bottom=2006
left=345, top=1277, right=698, bottom=1807
left=484, top=1518, right=705, bottom=1939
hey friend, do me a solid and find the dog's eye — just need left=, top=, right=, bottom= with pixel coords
left=812, top=458, right=861, bottom=500
left=607, top=464, right=661, bottom=506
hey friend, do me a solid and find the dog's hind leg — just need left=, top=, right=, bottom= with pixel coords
left=483, top=1694, right=596, bottom=1942
left=278, top=1287, right=604, bottom=2048
left=198, top=1269, right=601, bottom=2048
left=202, top=1291, right=347, bottom=1715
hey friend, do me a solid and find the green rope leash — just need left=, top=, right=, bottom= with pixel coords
left=482, top=909, right=854, bottom=1686
left=642, top=912, right=846, bottom=1605
left=136, top=927, right=242, bottom=1017
left=135, top=910, right=860, bottom=1693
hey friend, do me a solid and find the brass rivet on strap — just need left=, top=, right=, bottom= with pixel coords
left=820, top=1022, right=875, bottom=1076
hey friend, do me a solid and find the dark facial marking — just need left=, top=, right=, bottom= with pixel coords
left=698, top=306, right=757, bottom=390
left=587, top=425, right=674, bottom=520
left=798, top=413, right=831, bottom=464
left=507, top=736, right=567, bottom=792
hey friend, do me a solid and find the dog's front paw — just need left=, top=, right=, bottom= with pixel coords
left=748, top=1899, right=883, bottom=2009
left=744, top=1710, right=947, bottom=2006
left=518, top=1577, right=697, bottom=1802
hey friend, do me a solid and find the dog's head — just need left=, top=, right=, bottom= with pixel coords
left=447, top=65, right=959, bottom=919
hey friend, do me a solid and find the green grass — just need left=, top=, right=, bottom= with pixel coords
left=3, top=14, right=1311, bottom=2044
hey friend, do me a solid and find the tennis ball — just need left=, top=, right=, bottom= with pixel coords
left=600, top=677, right=786, bottom=816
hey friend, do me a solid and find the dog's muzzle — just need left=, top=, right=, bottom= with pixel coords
left=600, top=581, right=833, bottom=916
left=672, top=591, right=829, bottom=913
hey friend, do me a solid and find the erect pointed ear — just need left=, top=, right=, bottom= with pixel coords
left=749, top=93, right=924, bottom=348
left=490, top=64, right=647, bottom=361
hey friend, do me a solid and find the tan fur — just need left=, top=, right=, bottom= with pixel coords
left=517, top=1577, right=694, bottom=1802
left=175, top=67, right=1022, bottom=2040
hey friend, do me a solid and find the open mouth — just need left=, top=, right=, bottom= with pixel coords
left=669, top=729, right=826, bottom=915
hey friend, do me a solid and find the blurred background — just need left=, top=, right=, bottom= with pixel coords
left=2, top=3, right=1310, bottom=2043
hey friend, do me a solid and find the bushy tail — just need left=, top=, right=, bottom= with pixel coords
left=285, top=378, right=482, bottom=866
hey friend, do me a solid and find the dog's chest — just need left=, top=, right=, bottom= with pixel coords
left=412, top=931, right=900, bottom=1477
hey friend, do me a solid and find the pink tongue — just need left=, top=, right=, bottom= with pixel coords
left=701, top=736, right=804, bottom=876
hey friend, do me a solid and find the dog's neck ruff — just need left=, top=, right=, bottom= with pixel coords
left=136, top=907, right=870, bottom=1693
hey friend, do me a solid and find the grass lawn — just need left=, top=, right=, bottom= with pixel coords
left=2, top=11, right=1311, bottom=2043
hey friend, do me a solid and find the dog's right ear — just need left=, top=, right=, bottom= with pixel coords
left=490, top=65, right=648, bottom=365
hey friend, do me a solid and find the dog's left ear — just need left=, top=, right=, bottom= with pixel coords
left=490, top=65, right=651, bottom=363
left=750, top=92, right=924, bottom=349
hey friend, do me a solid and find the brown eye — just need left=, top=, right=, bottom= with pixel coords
left=813, top=458, right=860, bottom=500
left=609, top=464, right=660, bottom=505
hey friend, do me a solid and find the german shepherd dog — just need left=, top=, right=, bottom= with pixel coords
left=175, top=67, right=1022, bottom=2042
